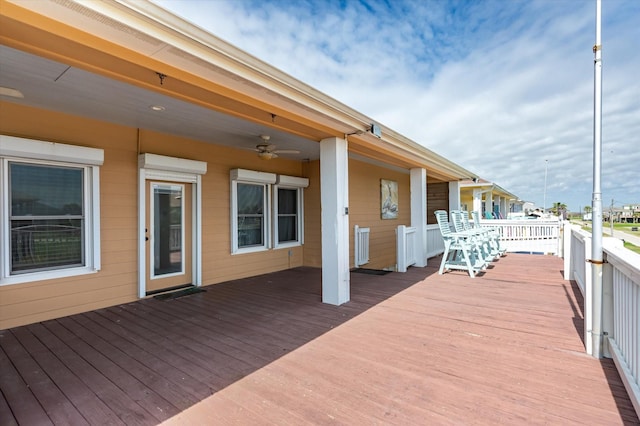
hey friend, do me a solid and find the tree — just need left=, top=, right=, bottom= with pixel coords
left=551, top=202, right=567, bottom=217
left=584, top=206, right=592, bottom=214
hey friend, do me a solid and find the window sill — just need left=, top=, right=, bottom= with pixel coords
left=0, top=266, right=99, bottom=286
left=274, top=242, right=302, bottom=249
left=232, top=246, right=269, bottom=255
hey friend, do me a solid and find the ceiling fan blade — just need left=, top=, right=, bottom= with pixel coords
left=273, top=150, right=301, bottom=155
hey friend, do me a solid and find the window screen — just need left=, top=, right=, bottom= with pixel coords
left=277, top=188, right=298, bottom=243
left=9, top=162, right=85, bottom=273
left=237, top=183, right=264, bottom=247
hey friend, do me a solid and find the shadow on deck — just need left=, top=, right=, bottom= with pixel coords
left=1, top=254, right=638, bottom=425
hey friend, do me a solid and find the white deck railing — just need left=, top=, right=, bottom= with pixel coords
left=605, top=241, right=640, bottom=419
left=396, top=225, right=417, bottom=273
left=354, top=225, right=370, bottom=268
left=564, top=224, right=640, bottom=417
left=426, top=224, right=445, bottom=259
left=478, top=219, right=562, bottom=255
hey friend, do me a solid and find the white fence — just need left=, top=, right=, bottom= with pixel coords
left=396, top=225, right=417, bottom=273
left=426, top=224, right=445, bottom=259
left=354, top=225, right=370, bottom=268
left=564, top=224, right=640, bottom=418
left=478, top=219, right=562, bottom=255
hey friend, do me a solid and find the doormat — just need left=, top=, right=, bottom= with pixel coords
left=352, top=268, right=392, bottom=275
left=154, top=287, right=206, bottom=301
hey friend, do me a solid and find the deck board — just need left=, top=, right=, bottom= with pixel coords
left=0, top=254, right=638, bottom=425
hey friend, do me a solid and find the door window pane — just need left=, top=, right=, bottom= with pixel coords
left=9, top=163, right=84, bottom=273
left=153, top=184, right=183, bottom=276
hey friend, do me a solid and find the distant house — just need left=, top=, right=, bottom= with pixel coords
left=0, top=0, right=519, bottom=329
left=605, top=206, right=640, bottom=223
left=457, top=179, right=522, bottom=219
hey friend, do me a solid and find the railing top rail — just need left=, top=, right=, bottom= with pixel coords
left=479, top=219, right=561, bottom=225
left=603, top=240, right=640, bottom=285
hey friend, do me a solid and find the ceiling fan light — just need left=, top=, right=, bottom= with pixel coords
left=258, top=151, right=275, bottom=160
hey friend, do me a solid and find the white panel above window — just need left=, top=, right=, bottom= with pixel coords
left=0, top=135, right=104, bottom=165
left=276, top=174, right=309, bottom=188
left=230, top=168, right=276, bottom=184
left=139, top=153, right=207, bottom=175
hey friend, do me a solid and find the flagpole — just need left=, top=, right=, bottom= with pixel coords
left=590, top=0, right=603, bottom=359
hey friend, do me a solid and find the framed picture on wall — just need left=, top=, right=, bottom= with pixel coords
left=381, top=179, right=398, bottom=219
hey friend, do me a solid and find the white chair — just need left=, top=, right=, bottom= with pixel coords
left=434, top=210, right=485, bottom=278
left=471, top=210, right=506, bottom=257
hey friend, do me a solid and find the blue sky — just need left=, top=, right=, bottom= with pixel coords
left=154, top=0, right=639, bottom=212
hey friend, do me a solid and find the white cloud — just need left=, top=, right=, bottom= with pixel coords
left=154, top=0, right=640, bottom=211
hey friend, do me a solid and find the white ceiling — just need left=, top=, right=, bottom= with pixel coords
left=0, top=45, right=321, bottom=161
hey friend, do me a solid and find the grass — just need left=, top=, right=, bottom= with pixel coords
left=623, top=241, right=640, bottom=255
left=576, top=222, right=640, bottom=255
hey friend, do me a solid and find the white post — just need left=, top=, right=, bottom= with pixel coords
left=320, top=137, right=350, bottom=305
left=411, top=168, right=427, bottom=267
left=602, top=255, right=614, bottom=359
left=493, top=196, right=501, bottom=218
left=448, top=181, right=461, bottom=211
left=484, top=190, right=493, bottom=218
left=397, top=225, right=407, bottom=272
left=563, top=222, right=573, bottom=280
left=472, top=188, right=483, bottom=218
left=584, top=234, right=594, bottom=356
left=543, top=159, right=548, bottom=214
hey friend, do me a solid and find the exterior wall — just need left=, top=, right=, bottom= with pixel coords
left=460, top=191, right=475, bottom=213
left=348, top=159, right=410, bottom=270
left=427, top=182, right=449, bottom=224
left=302, top=160, right=322, bottom=268
left=0, top=102, right=309, bottom=329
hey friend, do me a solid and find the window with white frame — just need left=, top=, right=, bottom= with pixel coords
left=230, top=169, right=308, bottom=254
left=236, top=182, right=268, bottom=249
left=230, top=169, right=275, bottom=253
left=0, top=135, right=103, bottom=285
left=273, top=175, right=308, bottom=247
left=275, top=187, right=299, bottom=244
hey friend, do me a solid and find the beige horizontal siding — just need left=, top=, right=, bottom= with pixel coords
left=302, top=160, right=322, bottom=268
left=0, top=102, right=312, bottom=329
left=348, top=159, right=410, bottom=271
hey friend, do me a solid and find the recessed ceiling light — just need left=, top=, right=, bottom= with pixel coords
left=0, top=86, right=25, bottom=99
left=150, top=105, right=165, bottom=111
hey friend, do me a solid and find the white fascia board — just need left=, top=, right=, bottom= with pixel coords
left=0, top=135, right=104, bottom=165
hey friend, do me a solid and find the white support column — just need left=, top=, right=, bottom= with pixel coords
left=494, top=196, right=502, bottom=218
left=484, top=190, right=493, bottom=218
left=320, top=137, right=350, bottom=305
left=473, top=189, right=483, bottom=217
left=411, top=168, right=427, bottom=267
left=448, top=181, right=461, bottom=211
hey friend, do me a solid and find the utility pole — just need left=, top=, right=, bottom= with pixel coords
left=610, top=199, right=614, bottom=236
left=590, top=0, right=604, bottom=359
left=543, top=159, right=548, bottom=215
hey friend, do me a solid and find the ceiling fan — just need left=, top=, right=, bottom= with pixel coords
left=253, top=135, right=300, bottom=160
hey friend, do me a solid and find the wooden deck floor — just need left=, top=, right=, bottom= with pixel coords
left=1, top=254, right=638, bottom=425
